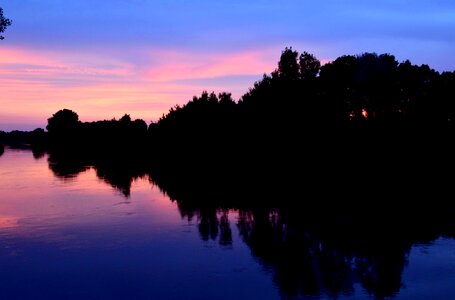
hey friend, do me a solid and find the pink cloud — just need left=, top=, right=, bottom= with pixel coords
left=0, top=46, right=281, bottom=130
left=145, top=49, right=276, bottom=81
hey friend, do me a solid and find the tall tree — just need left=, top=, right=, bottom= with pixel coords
left=299, top=51, right=321, bottom=79
left=278, top=47, right=299, bottom=80
left=0, top=7, right=12, bottom=40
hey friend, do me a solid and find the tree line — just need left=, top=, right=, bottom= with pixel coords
left=4, top=47, right=455, bottom=203
left=0, top=44, right=455, bottom=210
left=3, top=48, right=455, bottom=180
left=26, top=47, right=455, bottom=147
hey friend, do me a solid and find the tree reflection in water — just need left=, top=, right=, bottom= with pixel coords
left=45, top=151, right=455, bottom=299
left=185, top=208, right=233, bottom=246
left=47, top=152, right=148, bottom=197
left=176, top=206, right=455, bottom=299
left=235, top=209, right=407, bottom=298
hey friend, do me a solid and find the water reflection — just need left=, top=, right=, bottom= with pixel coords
left=4, top=148, right=455, bottom=299
left=235, top=210, right=408, bottom=298
left=176, top=206, right=455, bottom=299
left=47, top=151, right=148, bottom=197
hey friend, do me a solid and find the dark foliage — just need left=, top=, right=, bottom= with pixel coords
left=47, top=109, right=80, bottom=136
left=44, top=109, right=148, bottom=157
left=0, top=130, right=34, bottom=147
left=0, top=7, right=11, bottom=40
left=19, top=48, right=455, bottom=205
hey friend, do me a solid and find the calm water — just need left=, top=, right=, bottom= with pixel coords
left=1, top=148, right=455, bottom=299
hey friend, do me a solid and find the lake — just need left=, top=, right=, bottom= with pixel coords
left=1, top=148, right=455, bottom=299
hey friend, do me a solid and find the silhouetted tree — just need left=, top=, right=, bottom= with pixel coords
left=437, top=71, right=455, bottom=124
left=30, top=128, right=47, bottom=158
left=299, top=51, right=321, bottom=79
left=278, top=47, right=299, bottom=80
left=0, top=7, right=11, bottom=40
left=396, top=60, right=440, bottom=124
left=120, top=114, right=131, bottom=123
left=319, top=54, right=361, bottom=123
left=355, top=53, right=399, bottom=121
left=133, top=118, right=147, bottom=131
left=46, top=109, right=80, bottom=136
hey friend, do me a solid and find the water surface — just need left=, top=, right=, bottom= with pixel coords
left=1, top=148, right=455, bottom=299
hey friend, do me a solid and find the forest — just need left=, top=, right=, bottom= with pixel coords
left=3, top=47, right=455, bottom=150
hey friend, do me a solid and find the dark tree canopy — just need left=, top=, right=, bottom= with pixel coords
left=299, top=51, right=321, bottom=79
left=120, top=114, right=132, bottom=123
left=0, top=7, right=12, bottom=40
left=277, top=47, right=299, bottom=80
left=46, top=109, right=80, bottom=134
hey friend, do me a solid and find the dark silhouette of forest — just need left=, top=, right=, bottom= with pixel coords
left=3, top=47, right=455, bottom=202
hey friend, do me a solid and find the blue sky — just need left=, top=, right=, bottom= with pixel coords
left=1, top=0, right=455, bottom=130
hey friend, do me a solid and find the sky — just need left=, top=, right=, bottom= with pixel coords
left=1, top=0, right=455, bottom=131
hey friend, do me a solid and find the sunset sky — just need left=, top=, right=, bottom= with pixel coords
left=1, top=1, right=455, bottom=131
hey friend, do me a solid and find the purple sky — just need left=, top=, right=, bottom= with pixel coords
left=1, top=1, right=455, bottom=131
